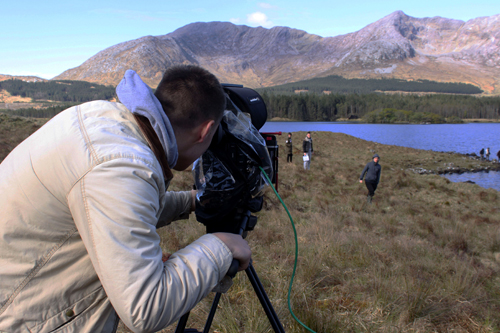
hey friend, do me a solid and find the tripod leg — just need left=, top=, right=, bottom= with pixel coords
left=246, top=263, right=286, bottom=333
left=203, top=292, right=222, bottom=333
left=174, top=312, right=190, bottom=333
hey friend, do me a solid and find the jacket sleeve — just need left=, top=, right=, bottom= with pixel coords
left=360, top=163, right=369, bottom=180
left=377, top=166, right=381, bottom=183
left=302, top=140, right=306, bottom=152
left=157, top=191, right=192, bottom=228
left=67, top=157, right=232, bottom=333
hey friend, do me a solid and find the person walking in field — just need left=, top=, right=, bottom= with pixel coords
left=303, top=132, right=313, bottom=170
left=359, top=154, right=382, bottom=204
left=285, top=132, right=293, bottom=163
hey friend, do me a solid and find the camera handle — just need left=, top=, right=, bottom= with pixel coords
left=174, top=211, right=285, bottom=333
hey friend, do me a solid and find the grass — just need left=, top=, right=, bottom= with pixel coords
left=0, top=113, right=47, bottom=161
left=142, top=132, right=500, bottom=332
left=1, top=115, right=498, bottom=332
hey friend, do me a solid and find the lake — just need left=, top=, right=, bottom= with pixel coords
left=260, top=122, right=500, bottom=191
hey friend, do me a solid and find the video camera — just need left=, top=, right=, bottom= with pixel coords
left=192, top=84, right=279, bottom=235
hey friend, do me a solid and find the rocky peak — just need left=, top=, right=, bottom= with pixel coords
left=52, top=11, right=500, bottom=94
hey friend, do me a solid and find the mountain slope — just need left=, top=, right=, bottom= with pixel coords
left=54, top=11, right=500, bottom=94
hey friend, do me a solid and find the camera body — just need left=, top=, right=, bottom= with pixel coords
left=193, top=84, right=279, bottom=234
left=222, top=84, right=279, bottom=187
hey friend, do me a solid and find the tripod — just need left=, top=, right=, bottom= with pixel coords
left=174, top=210, right=285, bottom=333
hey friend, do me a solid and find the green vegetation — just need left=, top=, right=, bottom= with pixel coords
left=0, top=79, right=116, bottom=102
left=0, top=103, right=79, bottom=118
left=260, top=91, right=500, bottom=121
left=2, top=115, right=499, bottom=332
left=0, top=114, right=47, bottom=161
left=363, top=108, right=446, bottom=123
left=258, top=75, right=483, bottom=95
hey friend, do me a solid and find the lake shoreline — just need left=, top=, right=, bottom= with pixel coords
left=408, top=152, right=500, bottom=176
left=268, top=118, right=500, bottom=124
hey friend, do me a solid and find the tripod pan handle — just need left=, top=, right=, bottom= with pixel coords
left=227, top=259, right=239, bottom=278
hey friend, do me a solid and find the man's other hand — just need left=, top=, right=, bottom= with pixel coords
left=213, top=233, right=251, bottom=271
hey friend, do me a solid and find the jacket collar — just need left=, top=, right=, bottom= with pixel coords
left=133, top=114, right=173, bottom=182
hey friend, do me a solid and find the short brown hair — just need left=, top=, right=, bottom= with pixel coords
left=154, top=65, right=226, bottom=128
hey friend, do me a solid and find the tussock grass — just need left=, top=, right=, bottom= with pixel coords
left=0, top=113, right=47, bottom=161
left=132, top=132, right=500, bottom=332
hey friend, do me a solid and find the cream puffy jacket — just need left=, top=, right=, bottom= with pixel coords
left=0, top=101, right=232, bottom=332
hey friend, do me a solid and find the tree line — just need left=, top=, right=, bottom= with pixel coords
left=258, top=75, right=484, bottom=95
left=0, top=104, right=79, bottom=118
left=259, top=91, right=500, bottom=121
left=0, top=79, right=116, bottom=102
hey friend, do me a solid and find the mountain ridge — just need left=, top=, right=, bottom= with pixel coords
left=18, top=11, right=500, bottom=94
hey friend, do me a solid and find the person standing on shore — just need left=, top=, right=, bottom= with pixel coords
left=480, top=148, right=485, bottom=160
left=359, top=154, right=382, bottom=204
left=285, top=132, right=293, bottom=163
left=486, top=147, right=490, bottom=160
left=497, top=149, right=500, bottom=162
left=302, top=132, right=313, bottom=170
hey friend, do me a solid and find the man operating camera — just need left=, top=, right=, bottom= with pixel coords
left=0, top=65, right=251, bottom=332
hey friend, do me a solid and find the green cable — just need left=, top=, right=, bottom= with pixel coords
left=259, top=167, right=317, bottom=333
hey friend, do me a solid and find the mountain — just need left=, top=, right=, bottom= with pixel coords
left=0, top=74, right=47, bottom=83
left=54, top=11, right=500, bottom=94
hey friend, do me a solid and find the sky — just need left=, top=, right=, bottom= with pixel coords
left=1, top=0, right=499, bottom=79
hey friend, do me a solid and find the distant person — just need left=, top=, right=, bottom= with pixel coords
left=480, top=148, right=485, bottom=160
left=359, top=154, right=382, bottom=204
left=302, top=132, right=313, bottom=170
left=486, top=147, right=490, bottom=160
left=497, top=149, right=500, bottom=162
left=285, top=132, right=293, bottom=163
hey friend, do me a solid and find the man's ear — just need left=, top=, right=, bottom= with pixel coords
left=197, top=120, right=215, bottom=143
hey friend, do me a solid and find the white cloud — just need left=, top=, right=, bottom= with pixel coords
left=258, top=3, right=277, bottom=9
left=246, top=12, right=273, bottom=28
left=230, top=18, right=241, bottom=24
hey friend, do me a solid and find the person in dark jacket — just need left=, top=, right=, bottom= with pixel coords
left=302, top=132, right=313, bottom=170
left=480, top=148, right=485, bottom=160
left=285, top=133, right=293, bottom=163
left=359, top=154, right=382, bottom=204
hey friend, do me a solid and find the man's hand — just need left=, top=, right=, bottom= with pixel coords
left=359, top=180, right=363, bottom=183
left=190, top=189, right=197, bottom=211
left=213, top=233, right=251, bottom=271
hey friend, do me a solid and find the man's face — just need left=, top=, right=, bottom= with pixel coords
left=307, top=133, right=311, bottom=138
left=173, top=120, right=218, bottom=171
left=374, top=157, right=379, bottom=163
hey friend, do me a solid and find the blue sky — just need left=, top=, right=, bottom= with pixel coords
left=1, top=0, right=499, bottom=79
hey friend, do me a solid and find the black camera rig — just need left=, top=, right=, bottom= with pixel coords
left=193, top=84, right=279, bottom=234
left=175, top=84, right=285, bottom=333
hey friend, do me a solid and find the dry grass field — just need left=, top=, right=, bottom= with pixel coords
left=129, top=132, right=500, bottom=333
left=1, top=115, right=499, bottom=332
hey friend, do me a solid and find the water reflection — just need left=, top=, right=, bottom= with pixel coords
left=442, top=171, right=500, bottom=191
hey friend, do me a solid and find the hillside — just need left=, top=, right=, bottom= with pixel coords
left=52, top=11, right=500, bottom=94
